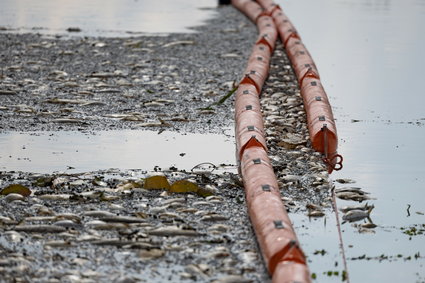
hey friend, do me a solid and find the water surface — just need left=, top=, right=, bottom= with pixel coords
left=0, top=130, right=235, bottom=173
left=278, top=0, right=425, bottom=281
left=0, top=0, right=217, bottom=36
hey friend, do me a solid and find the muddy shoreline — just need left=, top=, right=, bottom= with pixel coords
left=0, top=5, right=330, bottom=283
left=0, top=6, right=255, bottom=134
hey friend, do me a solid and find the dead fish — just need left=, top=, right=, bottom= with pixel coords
left=158, top=212, right=180, bottom=219
left=339, top=203, right=374, bottom=214
left=162, top=40, right=195, bottom=48
left=205, top=196, right=224, bottom=202
left=96, top=89, right=121, bottom=94
left=76, top=235, right=101, bottom=242
left=200, top=214, right=229, bottom=222
left=208, top=246, right=230, bottom=258
left=335, top=186, right=368, bottom=194
left=148, top=226, right=199, bottom=236
left=89, top=72, right=123, bottom=78
left=45, top=98, right=88, bottom=104
left=123, top=39, right=143, bottom=47
left=100, top=216, right=146, bottom=223
left=69, top=179, right=86, bottom=187
left=3, top=193, right=25, bottom=202
left=52, top=176, right=69, bottom=188
left=53, top=220, right=81, bottom=229
left=85, top=220, right=128, bottom=230
left=192, top=201, right=213, bottom=207
left=221, top=53, right=240, bottom=58
left=306, top=203, right=322, bottom=210
left=342, top=206, right=373, bottom=223
left=38, top=194, right=71, bottom=201
left=53, top=213, right=81, bottom=223
left=123, top=242, right=159, bottom=250
left=99, top=194, right=119, bottom=201
left=121, top=114, right=145, bottom=122
left=211, top=275, right=253, bottom=283
left=175, top=207, right=198, bottom=214
left=51, top=118, right=87, bottom=124
left=199, top=109, right=215, bottom=115
left=336, top=192, right=372, bottom=202
left=358, top=227, right=376, bottom=234
left=149, top=206, right=169, bottom=214
left=82, top=101, right=106, bottom=106
left=138, top=248, right=165, bottom=260
left=44, top=240, right=73, bottom=247
left=78, top=191, right=102, bottom=199
left=83, top=210, right=116, bottom=218
left=185, top=264, right=210, bottom=280
left=361, top=222, right=377, bottom=229
left=207, top=224, right=230, bottom=233
left=14, top=225, right=66, bottom=233
left=23, top=216, right=56, bottom=222
left=335, top=178, right=356, bottom=184
left=308, top=210, right=325, bottom=217
left=0, top=90, right=17, bottom=95
left=0, top=216, right=17, bottom=225
left=179, top=272, right=196, bottom=280
left=91, top=239, right=133, bottom=247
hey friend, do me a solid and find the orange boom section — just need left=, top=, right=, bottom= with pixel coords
left=232, top=0, right=311, bottom=282
left=256, top=0, right=343, bottom=173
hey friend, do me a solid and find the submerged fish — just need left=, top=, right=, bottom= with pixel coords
left=336, top=191, right=373, bottom=202
left=342, top=206, right=374, bottom=224
left=340, top=203, right=374, bottom=214
left=335, top=186, right=368, bottom=194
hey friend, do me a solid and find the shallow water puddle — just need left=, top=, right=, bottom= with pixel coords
left=0, top=130, right=236, bottom=173
left=0, top=0, right=217, bottom=36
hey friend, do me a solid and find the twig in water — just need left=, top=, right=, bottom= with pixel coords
left=330, top=181, right=350, bottom=283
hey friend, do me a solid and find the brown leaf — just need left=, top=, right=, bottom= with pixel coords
left=169, top=180, right=199, bottom=193
left=0, top=184, right=31, bottom=197
left=144, top=175, right=171, bottom=190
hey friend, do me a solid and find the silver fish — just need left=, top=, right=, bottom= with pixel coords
left=340, top=203, right=374, bottom=214
left=342, top=206, right=374, bottom=223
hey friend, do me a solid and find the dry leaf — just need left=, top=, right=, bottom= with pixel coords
left=144, top=175, right=171, bottom=190
left=0, top=184, right=31, bottom=197
left=169, top=180, right=199, bottom=193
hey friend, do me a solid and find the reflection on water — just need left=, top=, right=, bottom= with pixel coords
left=0, top=130, right=235, bottom=173
left=281, top=0, right=425, bottom=122
left=278, top=0, right=425, bottom=281
left=0, top=0, right=217, bottom=36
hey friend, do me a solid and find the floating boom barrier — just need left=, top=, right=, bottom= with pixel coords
left=255, top=0, right=343, bottom=173
left=233, top=0, right=310, bottom=282
left=232, top=0, right=343, bottom=281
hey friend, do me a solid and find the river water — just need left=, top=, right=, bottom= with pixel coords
left=0, top=0, right=217, bottom=36
left=1, top=0, right=424, bottom=282
left=278, top=0, right=425, bottom=282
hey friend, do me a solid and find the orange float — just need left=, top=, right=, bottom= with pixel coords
left=254, top=0, right=343, bottom=172
left=232, top=0, right=344, bottom=280
left=232, top=0, right=311, bottom=282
